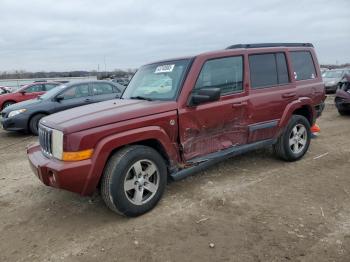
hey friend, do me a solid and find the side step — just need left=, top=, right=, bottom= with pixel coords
left=170, top=139, right=274, bottom=181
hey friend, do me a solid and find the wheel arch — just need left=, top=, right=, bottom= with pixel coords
left=1, top=100, right=17, bottom=110
left=81, top=126, right=180, bottom=196
left=279, top=98, right=315, bottom=128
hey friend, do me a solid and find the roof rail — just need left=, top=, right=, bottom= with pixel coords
left=226, top=43, right=314, bottom=49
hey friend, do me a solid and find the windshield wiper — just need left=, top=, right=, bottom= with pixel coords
left=130, top=96, right=153, bottom=101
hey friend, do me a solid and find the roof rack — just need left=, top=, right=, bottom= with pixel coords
left=226, top=43, right=314, bottom=49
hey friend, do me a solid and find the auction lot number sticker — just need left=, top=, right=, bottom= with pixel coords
left=155, top=64, right=175, bottom=73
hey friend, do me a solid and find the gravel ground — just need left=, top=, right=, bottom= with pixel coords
left=0, top=95, right=349, bottom=262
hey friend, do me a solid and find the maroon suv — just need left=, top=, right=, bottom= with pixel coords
left=27, top=43, right=326, bottom=217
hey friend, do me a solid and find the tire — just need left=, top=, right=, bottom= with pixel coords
left=273, top=115, right=311, bottom=161
left=338, top=109, right=349, bottom=116
left=29, top=114, right=46, bottom=135
left=101, top=145, right=167, bottom=217
left=2, top=101, right=14, bottom=109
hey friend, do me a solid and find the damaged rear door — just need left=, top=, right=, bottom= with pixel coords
left=178, top=55, right=249, bottom=161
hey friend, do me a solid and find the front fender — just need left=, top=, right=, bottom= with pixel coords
left=81, top=126, right=179, bottom=195
left=279, top=97, right=315, bottom=128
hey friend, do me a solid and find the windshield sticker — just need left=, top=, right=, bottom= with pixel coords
left=155, top=64, right=175, bottom=74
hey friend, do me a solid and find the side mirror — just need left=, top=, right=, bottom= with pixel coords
left=19, top=91, right=26, bottom=95
left=55, top=95, right=64, bottom=102
left=189, top=87, right=221, bottom=106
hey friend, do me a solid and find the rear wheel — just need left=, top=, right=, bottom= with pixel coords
left=29, top=114, right=46, bottom=135
left=273, top=115, right=311, bottom=161
left=2, top=101, right=14, bottom=109
left=101, top=145, right=167, bottom=217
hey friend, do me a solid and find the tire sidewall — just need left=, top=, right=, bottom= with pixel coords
left=108, top=147, right=167, bottom=216
left=29, top=114, right=45, bottom=135
left=282, top=116, right=311, bottom=161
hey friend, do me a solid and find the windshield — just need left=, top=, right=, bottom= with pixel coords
left=322, top=70, right=343, bottom=78
left=39, top=84, right=66, bottom=100
left=122, top=59, right=191, bottom=101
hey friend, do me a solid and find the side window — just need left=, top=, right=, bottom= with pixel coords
left=25, top=84, right=44, bottom=93
left=249, top=53, right=290, bottom=88
left=61, top=84, right=90, bottom=100
left=194, top=56, right=243, bottom=95
left=290, top=51, right=316, bottom=81
left=44, top=83, right=58, bottom=91
left=92, top=83, right=114, bottom=95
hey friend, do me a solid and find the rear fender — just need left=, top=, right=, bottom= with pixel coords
left=279, top=97, right=315, bottom=128
left=81, top=126, right=179, bottom=195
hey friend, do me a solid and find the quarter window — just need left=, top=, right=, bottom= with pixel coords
left=290, top=51, right=316, bottom=81
left=249, top=52, right=290, bottom=89
left=194, top=56, right=243, bottom=95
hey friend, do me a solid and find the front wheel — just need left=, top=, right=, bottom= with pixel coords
left=29, top=114, right=46, bottom=135
left=101, top=145, right=167, bottom=217
left=273, top=115, right=311, bottom=161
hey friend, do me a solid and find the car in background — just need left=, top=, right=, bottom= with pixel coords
left=0, top=82, right=60, bottom=110
left=335, top=74, right=350, bottom=115
left=1, top=80, right=125, bottom=135
left=0, top=86, right=11, bottom=95
left=112, top=78, right=129, bottom=87
left=322, top=68, right=350, bottom=93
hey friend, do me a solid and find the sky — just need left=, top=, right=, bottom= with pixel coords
left=0, top=0, right=349, bottom=72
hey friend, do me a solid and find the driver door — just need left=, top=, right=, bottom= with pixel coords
left=178, top=56, right=249, bottom=161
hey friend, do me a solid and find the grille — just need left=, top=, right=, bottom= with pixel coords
left=1, top=112, right=7, bottom=118
left=39, top=125, right=53, bottom=156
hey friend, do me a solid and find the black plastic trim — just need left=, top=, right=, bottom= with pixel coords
left=170, top=139, right=275, bottom=181
left=226, top=43, right=313, bottom=50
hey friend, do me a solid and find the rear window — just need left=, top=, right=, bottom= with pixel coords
left=290, top=51, right=316, bottom=81
left=249, top=52, right=289, bottom=89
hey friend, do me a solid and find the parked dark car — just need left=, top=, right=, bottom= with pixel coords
left=1, top=80, right=124, bottom=135
left=28, top=43, right=326, bottom=217
left=322, top=68, right=350, bottom=93
left=335, top=74, right=350, bottom=115
left=0, top=82, right=60, bottom=110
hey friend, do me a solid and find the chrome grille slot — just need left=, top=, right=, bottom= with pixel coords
left=39, top=125, right=53, bottom=156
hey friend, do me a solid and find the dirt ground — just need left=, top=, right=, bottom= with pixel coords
left=0, top=95, right=349, bottom=262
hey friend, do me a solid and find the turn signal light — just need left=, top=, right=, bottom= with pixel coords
left=62, top=149, right=94, bottom=161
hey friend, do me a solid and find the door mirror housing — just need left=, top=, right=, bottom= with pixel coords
left=55, top=95, right=64, bottom=102
left=19, top=91, right=26, bottom=95
left=189, top=87, right=221, bottom=106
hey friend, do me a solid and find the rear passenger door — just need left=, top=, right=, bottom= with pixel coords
left=92, top=82, right=120, bottom=103
left=179, top=55, right=249, bottom=161
left=55, top=83, right=94, bottom=112
left=247, top=52, right=294, bottom=143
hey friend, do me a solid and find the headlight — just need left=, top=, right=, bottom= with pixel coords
left=8, top=109, right=27, bottom=118
left=52, top=129, right=64, bottom=160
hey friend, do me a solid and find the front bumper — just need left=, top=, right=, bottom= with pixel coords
left=1, top=113, right=29, bottom=132
left=27, top=143, right=93, bottom=195
left=335, top=97, right=350, bottom=111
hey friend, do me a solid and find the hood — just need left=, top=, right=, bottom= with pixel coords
left=2, top=98, right=42, bottom=113
left=42, top=99, right=178, bottom=133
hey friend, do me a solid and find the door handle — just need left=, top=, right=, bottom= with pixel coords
left=232, top=101, right=248, bottom=108
left=85, top=98, right=92, bottom=102
left=282, top=92, right=296, bottom=98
